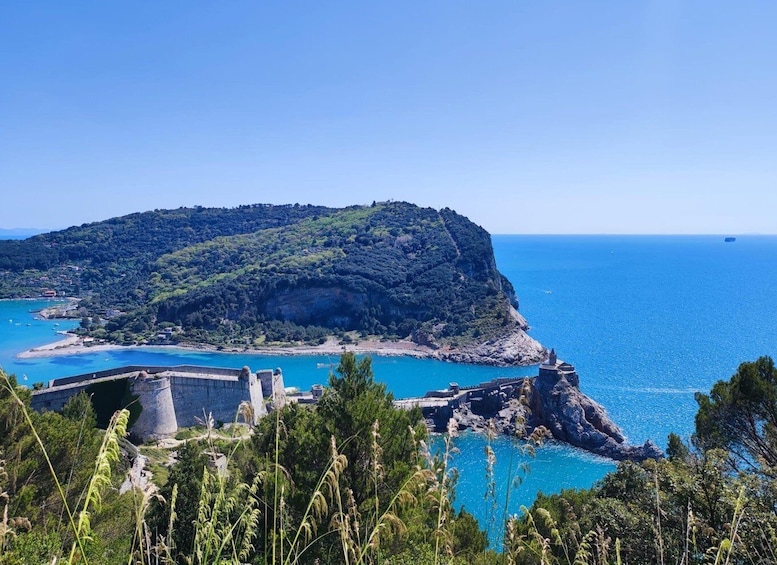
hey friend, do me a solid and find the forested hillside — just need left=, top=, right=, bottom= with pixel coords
left=0, top=202, right=528, bottom=350
left=0, top=204, right=330, bottom=299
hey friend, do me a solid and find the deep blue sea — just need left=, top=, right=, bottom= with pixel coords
left=2, top=235, right=776, bottom=536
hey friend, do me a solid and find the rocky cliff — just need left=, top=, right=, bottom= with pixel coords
left=423, top=361, right=662, bottom=462
left=435, top=310, right=545, bottom=366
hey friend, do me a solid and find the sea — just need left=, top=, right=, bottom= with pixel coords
left=2, top=235, right=776, bottom=537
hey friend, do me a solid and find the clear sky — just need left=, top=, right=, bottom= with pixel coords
left=1, top=2, right=775, bottom=234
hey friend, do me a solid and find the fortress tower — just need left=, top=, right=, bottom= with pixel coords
left=31, top=363, right=285, bottom=443
left=131, top=371, right=178, bottom=440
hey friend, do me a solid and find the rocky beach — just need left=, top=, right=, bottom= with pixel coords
left=17, top=326, right=546, bottom=366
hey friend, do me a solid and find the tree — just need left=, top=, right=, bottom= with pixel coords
left=694, top=356, right=777, bottom=475
left=316, top=353, right=424, bottom=508
left=146, top=441, right=207, bottom=561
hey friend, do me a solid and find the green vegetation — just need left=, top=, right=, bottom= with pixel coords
left=4, top=355, right=777, bottom=564
left=508, top=356, right=777, bottom=564
left=0, top=202, right=522, bottom=349
left=0, top=354, right=494, bottom=564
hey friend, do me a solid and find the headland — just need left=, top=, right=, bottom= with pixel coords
left=396, top=349, right=663, bottom=462
left=0, top=202, right=546, bottom=366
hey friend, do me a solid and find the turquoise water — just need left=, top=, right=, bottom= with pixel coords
left=494, top=235, right=777, bottom=445
left=2, top=235, right=776, bottom=534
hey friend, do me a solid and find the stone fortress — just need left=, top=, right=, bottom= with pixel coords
left=394, top=349, right=579, bottom=426
left=29, top=350, right=661, bottom=461
left=30, top=364, right=288, bottom=441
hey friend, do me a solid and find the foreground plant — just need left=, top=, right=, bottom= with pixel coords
left=0, top=453, right=11, bottom=557
left=1, top=368, right=129, bottom=564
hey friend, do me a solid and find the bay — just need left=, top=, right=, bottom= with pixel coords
left=2, top=235, right=776, bottom=538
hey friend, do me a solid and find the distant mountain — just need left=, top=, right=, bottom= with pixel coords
left=0, top=202, right=544, bottom=364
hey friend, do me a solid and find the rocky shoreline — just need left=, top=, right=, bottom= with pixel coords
left=436, top=328, right=546, bottom=366
left=421, top=354, right=662, bottom=462
left=18, top=326, right=546, bottom=366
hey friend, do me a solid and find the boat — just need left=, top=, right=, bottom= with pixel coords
left=724, top=237, right=736, bottom=242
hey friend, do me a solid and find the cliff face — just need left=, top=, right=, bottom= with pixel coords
left=437, top=317, right=545, bottom=366
left=532, top=370, right=662, bottom=461
left=425, top=369, right=662, bottom=462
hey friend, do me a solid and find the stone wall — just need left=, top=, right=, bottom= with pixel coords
left=30, top=365, right=286, bottom=442
left=168, top=374, right=263, bottom=428
left=31, top=383, right=92, bottom=412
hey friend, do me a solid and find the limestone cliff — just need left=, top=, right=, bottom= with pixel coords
left=532, top=367, right=662, bottom=461
left=423, top=356, right=662, bottom=461
left=436, top=311, right=546, bottom=366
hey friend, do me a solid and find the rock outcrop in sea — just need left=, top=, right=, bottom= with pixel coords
left=436, top=313, right=546, bottom=366
left=419, top=350, right=662, bottom=462
left=412, top=309, right=547, bottom=366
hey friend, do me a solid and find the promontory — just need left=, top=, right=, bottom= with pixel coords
left=0, top=202, right=545, bottom=365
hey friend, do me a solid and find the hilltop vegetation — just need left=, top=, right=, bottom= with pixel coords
left=0, top=202, right=530, bottom=352
left=0, top=203, right=331, bottom=299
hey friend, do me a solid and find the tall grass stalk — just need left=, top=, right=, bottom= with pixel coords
left=506, top=505, right=620, bottom=565
left=484, top=419, right=498, bottom=544
left=68, top=407, right=130, bottom=563
left=1, top=370, right=89, bottom=563
left=280, top=436, right=345, bottom=565
left=425, top=417, right=458, bottom=565
left=713, top=486, right=746, bottom=565
left=0, top=452, right=11, bottom=557
left=273, top=406, right=283, bottom=565
left=188, top=466, right=261, bottom=564
left=501, top=381, right=548, bottom=532
left=653, top=465, right=665, bottom=565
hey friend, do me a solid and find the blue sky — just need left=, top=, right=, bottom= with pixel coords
left=1, top=1, right=775, bottom=234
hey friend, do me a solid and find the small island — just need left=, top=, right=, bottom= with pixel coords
left=1, top=202, right=546, bottom=366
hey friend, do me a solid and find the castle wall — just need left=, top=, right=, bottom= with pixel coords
left=249, top=372, right=267, bottom=421
left=30, top=364, right=275, bottom=442
left=257, top=369, right=286, bottom=409
left=50, top=364, right=244, bottom=388
left=168, top=375, right=258, bottom=428
left=30, top=381, right=93, bottom=412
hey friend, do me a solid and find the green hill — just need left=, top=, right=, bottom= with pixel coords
left=0, top=202, right=543, bottom=360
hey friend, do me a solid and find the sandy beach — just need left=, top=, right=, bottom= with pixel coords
left=16, top=334, right=441, bottom=361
